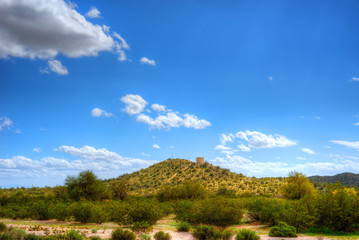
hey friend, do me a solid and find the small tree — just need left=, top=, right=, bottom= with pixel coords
left=110, top=179, right=129, bottom=200
left=281, top=171, right=316, bottom=200
left=65, top=170, right=109, bottom=201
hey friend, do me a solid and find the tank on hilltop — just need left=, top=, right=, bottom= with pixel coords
left=196, top=157, right=205, bottom=165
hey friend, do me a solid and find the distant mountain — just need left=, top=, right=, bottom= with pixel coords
left=113, top=158, right=285, bottom=196
left=309, top=172, right=359, bottom=188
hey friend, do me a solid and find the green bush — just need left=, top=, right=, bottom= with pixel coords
left=72, top=201, right=93, bottom=223
left=0, top=223, right=6, bottom=232
left=130, top=221, right=152, bottom=233
left=91, top=237, right=101, bottom=240
left=139, top=234, right=151, bottom=240
left=192, top=225, right=219, bottom=240
left=244, top=197, right=285, bottom=225
left=5, top=228, right=27, bottom=240
left=269, top=222, right=297, bottom=237
left=65, top=230, right=85, bottom=240
left=111, top=228, right=136, bottom=240
left=49, top=203, right=71, bottom=221
left=153, top=231, right=171, bottom=240
left=92, top=205, right=107, bottom=224
left=235, top=229, right=259, bottom=240
left=221, top=230, right=232, bottom=240
left=176, top=222, right=190, bottom=232
left=128, top=200, right=160, bottom=225
left=25, top=234, right=43, bottom=240
left=194, top=197, right=242, bottom=228
left=30, top=201, right=50, bottom=220
left=92, top=229, right=97, bottom=234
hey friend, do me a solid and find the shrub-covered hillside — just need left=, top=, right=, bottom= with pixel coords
left=113, top=158, right=285, bottom=196
left=309, top=172, right=359, bottom=188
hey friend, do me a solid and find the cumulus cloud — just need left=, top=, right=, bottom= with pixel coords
left=121, top=94, right=148, bottom=116
left=331, top=140, right=359, bottom=150
left=86, top=7, right=101, bottom=18
left=215, top=130, right=296, bottom=154
left=0, top=117, right=13, bottom=131
left=351, top=77, right=359, bottom=81
left=0, top=0, right=129, bottom=72
left=302, top=148, right=315, bottom=155
left=48, top=60, right=69, bottom=75
left=140, top=57, right=156, bottom=66
left=91, top=108, right=113, bottom=117
left=354, top=122, right=359, bottom=126
left=0, top=145, right=156, bottom=186
left=121, top=94, right=211, bottom=130
left=151, top=104, right=166, bottom=112
left=296, top=156, right=307, bottom=160
left=152, top=144, right=160, bottom=149
left=211, top=154, right=359, bottom=177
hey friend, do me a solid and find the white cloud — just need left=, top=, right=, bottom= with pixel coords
left=121, top=94, right=148, bottom=116
left=351, top=77, right=359, bottom=81
left=214, top=145, right=232, bottom=151
left=211, top=154, right=359, bottom=177
left=170, top=145, right=174, bottom=149
left=238, top=144, right=251, bottom=152
left=91, top=108, right=113, bottom=117
left=302, top=148, right=315, bottom=155
left=140, top=152, right=150, bottom=157
left=215, top=130, right=296, bottom=155
left=48, top=60, right=69, bottom=75
left=354, top=122, right=359, bottom=126
left=140, top=57, right=156, bottom=66
left=0, top=0, right=129, bottom=68
left=153, top=144, right=160, bottom=149
left=151, top=104, right=166, bottom=112
left=269, top=76, right=273, bottom=81
left=331, top=140, right=359, bottom=150
left=296, top=156, right=307, bottom=160
left=86, top=7, right=101, bottom=18
left=121, top=94, right=211, bottom=130
left=0, top=145, right=156, bottom=186
left=15, top=129, right=21, bottom=134
left=0, top=117, right=13, bottom=131
left=33, top=148, right=41, bottom=153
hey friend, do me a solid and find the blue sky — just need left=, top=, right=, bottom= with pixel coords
left=1, top=0, right=359, bottom=187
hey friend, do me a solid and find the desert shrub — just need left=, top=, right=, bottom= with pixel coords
left=130, top=221, right=152, bottom=233
left=157, top=181, right=207, bottom=201
left=64, top=230, right=85, bottom=240
left=127, top=199, right=160, bottom=225
left=192, top=225, right=219, bottom=240
left=111, top=228, right=136, bottom=240
left=25, top=234, right=43, bottom=240
left=221, top=230, right=232, bottom=240
left=49, top=202, right=71, bottom=221
left=195, top=197, right=242, bottom=228
left=91, top=229, right=97, bottom=234
left=244, top=197, right=285, bottom=225
left=0, top=233, right=11, bottom=240
left=139, top=234, right=151, bottom=240
left=174, top=201, right=196, bottom=223
left=235, top=229, right=259, bottom=240
left=30, top=200, right=50, bottom=220
left=72, top=201, right=94, bottom=223
left=269, top=222, right=297, bottom=237
left=92, top=205, right=107, bottom=224
left=91, top=237, right=101, bottom=240
left=0, top=223, right=6, bottom=232
left=176, top=222, right=190, bottom=232
left=154, top=231, right=171, bottom=240
left=281, top=171, right=316, bottom=200
left=106, top=201, right=131, bottom=224
left=6, top=228, right=27, bottom=240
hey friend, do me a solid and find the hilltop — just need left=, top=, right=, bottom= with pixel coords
left=309, top=172, right=359, bottom=188
left=113, top=158, right=285, bottom=196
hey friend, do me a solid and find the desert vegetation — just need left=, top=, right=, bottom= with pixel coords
left=0, top=159, right=358, bottom=240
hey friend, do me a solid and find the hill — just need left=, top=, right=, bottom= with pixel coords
left=113, top=158, right=285, bottom=196
left=309, top=172, right=359, bottom=188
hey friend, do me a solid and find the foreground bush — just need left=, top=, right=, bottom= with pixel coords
left=111, top=228, right=136, bottom=240
left=269, top=222, right=297, bottom=237
left=0, top=223, right=6, bottom=232
left=176, top=197, right=242, bottom=228
left=235, top=229, right=259, bottom=240
left=130, top=221, right=152, bottom=233
left=154, top=231, right=171, bottom=240
left=72, top=201, right=94, bottom=223
left=192, top=225, right=230, bottom=240
left=176, top=222, right=191, bottom=232
left=64, top=230, right=85, bottom=240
